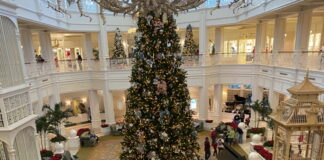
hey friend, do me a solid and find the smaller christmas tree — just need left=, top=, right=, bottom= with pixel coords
left=182, top=24, right=198, bottom=56
left=112, top=28, right=126, bottom=58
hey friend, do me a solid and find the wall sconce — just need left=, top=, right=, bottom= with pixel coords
left=284, top=33, right=287, bottom=37
left=65, top=100, right=71, bottom=106
left=81, top=97, right=87, bottom=103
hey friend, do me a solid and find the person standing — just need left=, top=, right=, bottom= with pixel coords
left=227, top=128, right=235, bottom=146
left=240, top=111, right=245, bottom=122
left=77, top=52, right=83, bottom=70
left=298, top=132, right=304, bottom=154
left=211, top=129, right=217, bottom=156
left=237, top=127, right=244, bottom=144
left=204, top=137, right=211, bottom=160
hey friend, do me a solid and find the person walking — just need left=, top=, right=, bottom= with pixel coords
left=227, top=128, right=235, bottom=146
left=211, top=129, right=217, bottom=156
left=237, top=127, right=244, bottom=144
left=77, top=52, right=83, bottom=70
left=204, top=137, right=211, bottom=160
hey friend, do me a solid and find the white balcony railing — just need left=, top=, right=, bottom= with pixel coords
left=22, top=52, right=324, bottom=79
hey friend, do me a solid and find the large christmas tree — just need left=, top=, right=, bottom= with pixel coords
left=120, top=13, right=200, bottom=160
left=112, top=28, right=126, bottom=58
left=182, top=24, right=198, bottom=56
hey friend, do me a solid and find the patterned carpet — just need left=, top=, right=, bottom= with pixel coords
left=77, top=131, right=246, bottom=160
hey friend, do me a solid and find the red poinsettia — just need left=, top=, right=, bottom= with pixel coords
left=77, top=128, right=90, bottom=136
left=254, top=145, right=272, bottom=160
left=101, top=124, right=109, bottom=128
left=50, top=154, right=62, bottom=160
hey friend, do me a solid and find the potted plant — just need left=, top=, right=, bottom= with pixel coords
left=248, top=127, right=265, bottom=138
left=101, top=123, right=110, bottom=135
left=37, top=103, right=73, bottom=155
left=36, top=116, right=51, bottom=151
left=40, top=149, right=53, bottom=160
left=263, top=140, right=274, bottom=151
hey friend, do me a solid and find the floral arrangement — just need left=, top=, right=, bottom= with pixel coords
left=49, top=154, right=62, bottom=160
left=40, top=149, right=53, bottom=158
left=263, top=140, right=274, bottom=147
left=77, top=128, right=90, bottom=136
left=101, top=124, right=109, bottom=128
left=205, top=120, right=213, bottom=123
left=248, top=127, right=265, bottom=135
left=254, top=145, right=272, bottom=160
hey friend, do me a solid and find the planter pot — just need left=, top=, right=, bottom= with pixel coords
left=101, top=127, right=111, bottom=135
left=54, top=142, right=64, bottom=154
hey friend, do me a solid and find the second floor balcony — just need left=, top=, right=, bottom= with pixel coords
left=24, top=52, right=324, bottom=79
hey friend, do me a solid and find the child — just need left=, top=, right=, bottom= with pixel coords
left=216, top=138, right=224, bottom=157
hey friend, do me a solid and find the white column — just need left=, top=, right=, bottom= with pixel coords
left=83, top=33, right=93, bottom=60
left=199, top=10, right=208, bottom=65
left=8, top=147, right=16, bottom=160
left=89, top=90, right=101, bottom=133
left=98, top=17, right=109, bottom=59
left=36, top=87, right=44, bottom=115
left=320, top=17, right=324, bottom=47
left=83, top=33, right=93, bottom=70
left=20, top=29, right=35, bottom=63
left=212, top=84, right=223, bottom=123
left=49, top=87, right=60, bottom=108
left=103, top=89, right=116, bottom=124
left=215, top=27, right=223, bottom=53
left=199, top=85, right=208, bottom=121
left=254, top=21, right=267, bottom=64
left=269, top=90, right=280, bottom=108
left=272, top=17, right=286, bottom=65
left=39, top=31, right=53, bottom=62
left=251, top=76, right=263, bottom=128
left=294, top=9, right=313, bottom=68
left=34, top=133, right=42, bottom=160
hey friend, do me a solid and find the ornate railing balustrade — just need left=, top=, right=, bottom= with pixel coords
left=22, top=52, right=324, bottom=78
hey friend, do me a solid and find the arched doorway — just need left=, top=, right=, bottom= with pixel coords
left=14, top=127, right=38, bottom=160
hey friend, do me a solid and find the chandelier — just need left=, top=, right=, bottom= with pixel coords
left=48, top=0, right=206, bottom=23
left=48, top=0, right=253, bottom=22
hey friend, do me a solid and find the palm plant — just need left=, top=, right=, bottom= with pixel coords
left=42, top=103, right=73, bottom=130
left=251, top=100, right=262, bottom=128
left=39, top=103, right=73, bottom=144
left=35, top=116, right=50, bottom=150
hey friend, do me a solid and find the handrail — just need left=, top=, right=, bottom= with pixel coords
left=20, top=52, right=324, bottom=79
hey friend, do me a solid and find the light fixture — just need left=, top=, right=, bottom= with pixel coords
left=284, top=34, right=287, bottom=37
left=81, top=97, right=87, bottom=103
left=65, top=100, right=71, bottom=106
